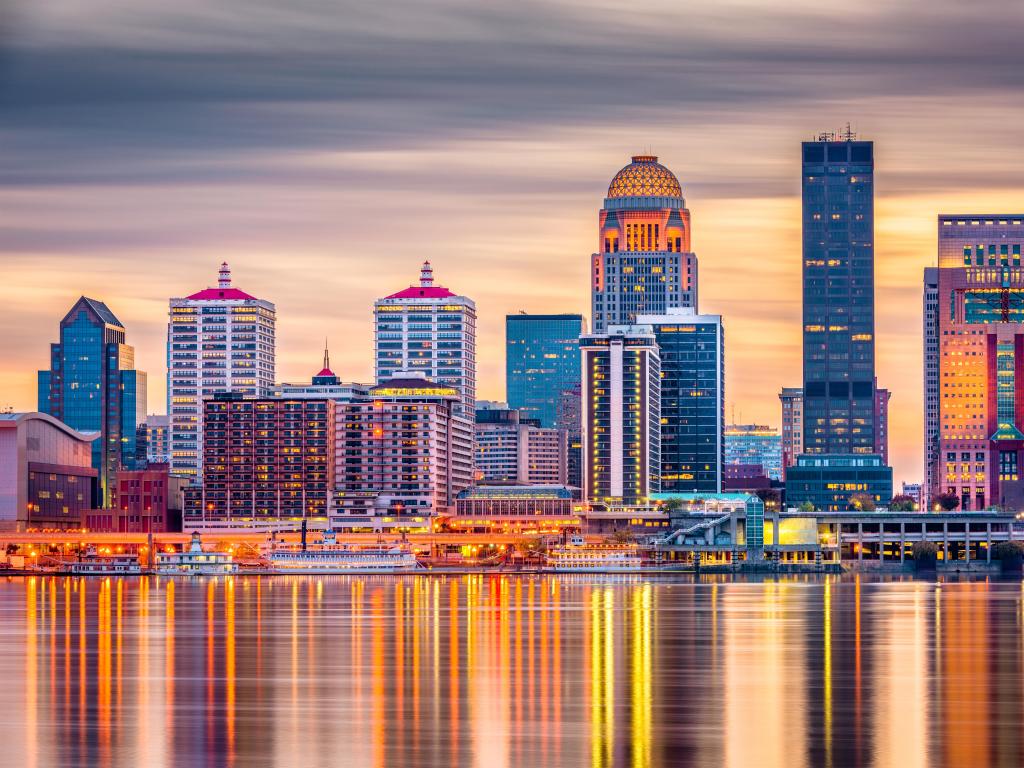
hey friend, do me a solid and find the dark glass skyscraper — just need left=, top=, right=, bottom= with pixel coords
left=39, top=297, right=147, bottom=505
left=505, top=313, right=586, bottom=429
left=801, top=133, right=876, bottom=454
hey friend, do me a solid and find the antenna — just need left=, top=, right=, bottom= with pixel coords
left=842, top=122, right=856, bottom=141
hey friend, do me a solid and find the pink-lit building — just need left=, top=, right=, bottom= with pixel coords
left=778, top=387, right=803, bottom=479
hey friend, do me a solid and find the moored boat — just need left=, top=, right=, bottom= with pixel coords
left=68, top=548, right=143, bottom=576
left=156, top=532, right=238, bottom=576
left=545, top=536, right=645, bottom=572
left=267, top=530, right=419, bottom=573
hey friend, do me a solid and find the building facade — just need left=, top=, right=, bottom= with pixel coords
left=724, top=424, right=782, bottom=481
left=451, top=485, right=579, bottom=533
left=932, top=214, right=1024, bottom=510
left=505, top=313, right=585, bottom=428
left=581, top=326, right=661, bottom=504
left=874, top=385, right=891, bottom=465
left=785, top=454, right=893, bottom=511
left=591, top=155, right=698, bottom=332
left=0, top=413, right=98, bottom=531
left=556, top=382, right=583, bottom=490
left=474, top=407, right=568, bottom=485
left=168, top=263, right=276, bottom=479
left=137, top=414, right=170, bottom=466
left=778, top=387, right=804, bottom=478
left=923, top=266, right=939, bottom=508
left=185, top=394, right=332, bottom=529
left=637, top=309, right=724, bottom=493
left=374, top=262, right=477, bottom=417
left=801, top=133, right=877, bottom=455
left=332, top=377, right=474, bottom=531
left=110, top=463, right=184, bottom=533
left=38, top=296, right=146, bottom=505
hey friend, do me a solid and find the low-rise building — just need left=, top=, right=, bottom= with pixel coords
left=784, top=454, right=893, bottom=511
left=450, top=484, right=580, bottom=533
left=109, top=463, right=184, bottom=532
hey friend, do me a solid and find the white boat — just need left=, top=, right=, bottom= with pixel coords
left=267, top=530, right=419, bottom=573
left=546, top=536, right=645, bottom=572
left=69, top=548, right=143, bottom=576
left=156, top=532, right=238, bottom=576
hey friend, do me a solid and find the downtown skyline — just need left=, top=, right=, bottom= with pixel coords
left=4, top=2, right=1024, bottom=488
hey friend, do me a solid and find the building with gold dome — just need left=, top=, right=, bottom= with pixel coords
left=591, top=155, right=698, bottom=331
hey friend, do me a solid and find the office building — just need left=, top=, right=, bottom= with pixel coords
left=557, top=382, right=583, bottom=489
left=474, top=406, right=568, bottom=486
left=184, top=393, right=332, bottom=529
left=505, top=313, right=585, bottom=428
left=636, top=308, right=724, bottom=493
left=108, top=464, right=184, bottom=533
left=38, top=296, right=146, bottom=504
left=168, top=263, right=276, bottom=479
left=0, top=412, right=98, bottom=531
left=874, top=384, right=891, bottom=465
left=801, top=132, right=877, bottom=454
left=923, top=266, right=939, bottom=508
left=724, top=424, right=782, bottom=481
left=932, top=215, right=1024, bottom=509
left=591, top=155, right=698, bottom=332
left=274, top=347, right=370, bottom=402
left=137, top=414, right=170, bottom=466
left=581, top=326, right=661, bottom=504
left=785, top=454, right=893, bottom=511
left=374, top=262, right=476, bottom=416
left=779, top=387, right=804, bottom=477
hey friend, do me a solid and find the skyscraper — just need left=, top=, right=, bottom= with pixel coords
left=724, top=424, right=782, bottom=481
left=923, top=267, right=939, bottom=507
left=778, top=387, right=804, bottom=479
left=38, top=297, right=146, bottom=504
left=591, top=155, right=698, bottom=332
left=932, top=214, right=1024, bottom=510
left=874, top=384, right=891, bottom=466
left=636, top=308, right=724, bottom=493
left=505, top=313, right=585, bottom=428
left=374, top=262, right=477, bottom=416
left=474, top=406, right=568, bottom=485
left=580, top=326, right=661, bottom=504
left=801, top=132, right=877, bottom=455
left=167, top=263, right=276, bottom=479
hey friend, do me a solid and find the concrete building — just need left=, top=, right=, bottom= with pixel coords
left=137, top=414, right=170, bottom=466
left=38, top=296, right=146, bottom=505
left=724, top=424, right=782, bottom=481
left=332, top=377, right=474, bottom=532
left=556, top=382, right=583, bottom=490
left=0, top=412, right=98, bottom=531
left=105, top=463, right=184, bottom=533
left=168, top=263, right=276, bottom=479
left=785, top=453, right=893, bottom=511
left=923, top=266, right=940, bottom=508
left=581, top=325, right=661, bottom=504
left=474, top=407, right=568, bottom=485
left=506, top=313, right=585, bottom=428
left=874, top=384, right=891, bottom=465
left=184, top=393, right=332, bottom=530
left=591, top=155, right=698, bottom=332
left=636, top=308, right=724, bottom=494
left=778, top=387, right=804, bottom=478
left=450, top=485, right=580, bottom=534
left=931, top=215, right=1024, bottom=510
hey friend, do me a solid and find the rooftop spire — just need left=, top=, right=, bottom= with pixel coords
left=323, top=338, right=330, bottom=372
left=420, top=261, right=434, bottom=288
left=218, top=262, right=231, bottom=289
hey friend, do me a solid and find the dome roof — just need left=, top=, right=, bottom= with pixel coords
left=607, top=155, right=682, bottom=199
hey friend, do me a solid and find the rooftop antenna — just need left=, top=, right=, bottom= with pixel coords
left=842, top=122, right=856, bottom=141
left=323, top=338, right=330, bottom=372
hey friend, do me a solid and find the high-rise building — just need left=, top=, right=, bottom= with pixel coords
left=874, top=384, right=891, bottom=466
left=137, top=414, right=170, bottom=466
left=474, top=406, right=568, bottom=485
left=333, top=376, right=474, bottom=531
left=932, top=214, right=1024, bottom=510
left=505, top=313, right=585, bottom=428
left=591, top=155, right=698, bottom=332
left=167, top=263, right=276, bottom=479
left=778, top=387, right=804, bottom=478
left=556, top=382, right=583, bottom=489
left=801, top=132, right=877, bottom=455
left=374, top=262, right=476, bottom=416
left=38, top=296, right=147, bottom=504
left=184, top=393, right=332, bottom=529
left=923, top=266, right=940, bottom=507
left=580, top=326, right=661, bottom=504
left=637, top=308, right=724, bottom=493
left=724, top=424, right=782, bottom=481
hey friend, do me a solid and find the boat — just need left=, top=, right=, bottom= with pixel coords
left=68, top=548, right=143, bottom=576
left=267, top=529, right=420, bottom=573
left=156, top=532, right=238, bottom=576
left=545, top=535, right=645, bottom=572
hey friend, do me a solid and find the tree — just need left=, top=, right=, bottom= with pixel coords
left=992, top=540, right=1024, bottom=560
left=912, top=540, right=939, bottom=561
left=798, top=500, right=815, bottom=513
left=849, top=493, right=876, bottom=512
left=889, top=494, right=916, bottom=512
left=755, top=488, right=781, bottom=509
left=663, top=497, right=685, bottom=513
left=935, top=493, right=960, bottom=512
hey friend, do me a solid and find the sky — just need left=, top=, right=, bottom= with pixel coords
left=2, top=0, right=1023, bottom=486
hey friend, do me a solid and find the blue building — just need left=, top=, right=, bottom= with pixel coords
left=39, top=297, right=146, bottom=505
left=785, top=454, right=892, bottom=511
left=637, top=308, right=724, bottom=494
left=505, top=313, right=586, bottom=429
left=801, top=130, right=877, bottom=455
left=724, top=424, right=783, bottom=481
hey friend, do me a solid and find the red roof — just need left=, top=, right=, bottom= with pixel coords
left=384, top=286, right=456, bottom=300
left=186, top=287, right=256, bottom=301
left=315, top=368, right=335, bottom=377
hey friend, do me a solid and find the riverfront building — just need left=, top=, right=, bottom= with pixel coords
left=451, top=485, right=580, bottom=534
left=637, top=309, right=724, bottom=494
left=474, top=407, right=568, bottom=485
left=580, top=326, right=661, bottom=504
left=505, top=313, right=585, bottom=428
left=167, top=263, right=276, bottom=479
left=923, top=266, right=940, bottom=507
left=108, top=464, right=184, bottom=533
left=930, top=214, right=1024, bottom=510
left=38, top=296, right=146, bottom=504
left=724, top=424, right=782, bottom=481
left=591, top=155, right=698, bottom=332
left=785, top=453, right=892, bottom=511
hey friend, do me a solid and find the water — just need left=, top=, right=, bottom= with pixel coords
left=0, top=574, right=1021, bottom=767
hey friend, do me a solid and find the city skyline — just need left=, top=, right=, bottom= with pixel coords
left=4, top=2, right=1024, bottom=488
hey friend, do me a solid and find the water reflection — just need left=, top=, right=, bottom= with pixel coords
left=3, top=575, right=1024, bottom=767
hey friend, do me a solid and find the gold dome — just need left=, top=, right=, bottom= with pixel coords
left=607, top=155, right=682, bottom=199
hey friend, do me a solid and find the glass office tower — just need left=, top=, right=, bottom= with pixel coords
left=505, top=313, right=586, bottom=428
left=801, top=132, right=876, bottom=454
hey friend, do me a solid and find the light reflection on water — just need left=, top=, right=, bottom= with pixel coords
left=0, top=574, right=1022, bottom=767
